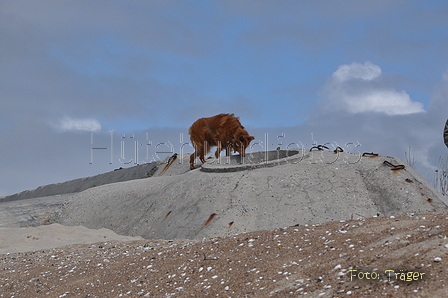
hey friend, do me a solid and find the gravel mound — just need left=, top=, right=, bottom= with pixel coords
left=1, top=212, right=447, bottom=297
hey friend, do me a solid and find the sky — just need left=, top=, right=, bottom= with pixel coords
left=1, top=0, right=448, bottom=196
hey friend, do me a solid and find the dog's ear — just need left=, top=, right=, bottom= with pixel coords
left=248, top=136, right=255, bottom=142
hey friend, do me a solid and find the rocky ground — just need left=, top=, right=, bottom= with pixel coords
left=1, top=211, right=447, bottom=298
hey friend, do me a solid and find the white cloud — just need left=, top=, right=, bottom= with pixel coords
left=332, top=61, right=381, bottom=82
left=442, top=67, right=448, bottom=81
left=55, top=117, right=102, bottom=132
left=340, top=89, right=424, bottom=115
left=321, top=61, right=425, bottom=116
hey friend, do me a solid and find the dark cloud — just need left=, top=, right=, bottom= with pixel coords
left=1, top=1, right=447, bottom=196
left=0, top=0, right=226, bottom=129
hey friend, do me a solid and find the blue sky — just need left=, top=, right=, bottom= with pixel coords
left=1, top=0, right=448, bottom=196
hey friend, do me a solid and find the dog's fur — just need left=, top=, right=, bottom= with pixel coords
left=189, top=113, right=255, bottom=170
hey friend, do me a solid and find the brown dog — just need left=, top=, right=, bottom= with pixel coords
left=189, top=113, right=255, bottom=170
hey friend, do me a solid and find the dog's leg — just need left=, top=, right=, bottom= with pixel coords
left=189, top=153, right=196, bottom=170
left=190, top=142, right=200, bottom=170
left=200, top=151, right=206, bottom=163
left=225, top=143, right=233, bottom=156
left=215, top=141, right=223, bottom=158
left=200, top=141, right=207, bottom=163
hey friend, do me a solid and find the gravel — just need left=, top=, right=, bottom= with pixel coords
left=1, top=211, right=447, bottom=297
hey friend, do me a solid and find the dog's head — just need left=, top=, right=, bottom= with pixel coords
left=232, top=133, right=255, bottom=156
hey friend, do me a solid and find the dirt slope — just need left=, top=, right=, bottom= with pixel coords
left=1, top=211, right=447, bottom=298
